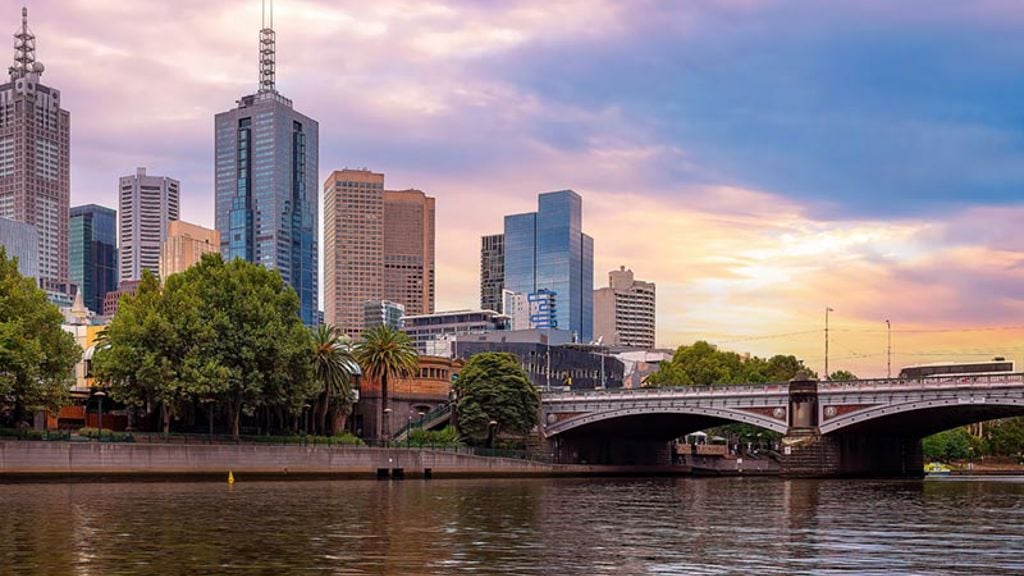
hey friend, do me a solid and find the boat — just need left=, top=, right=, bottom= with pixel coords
left=924, top=462, right=952, bottom=476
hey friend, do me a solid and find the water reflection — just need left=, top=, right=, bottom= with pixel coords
left=1, top=477, right=1023, bottom=575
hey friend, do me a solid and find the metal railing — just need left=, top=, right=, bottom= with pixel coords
left=391, top=403, right=453, bottom=440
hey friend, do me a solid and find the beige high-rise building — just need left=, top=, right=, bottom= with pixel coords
left=160, top=221, right=219, bottom=279
left=119, top=167, right=179, bottom=283
left=594, top=266, right=656, bottom=349
left=323, top=170, right=437, bottom=338
left=383, top=189, right=435, bottom=317
left=324, top=169, right=385, bottom=338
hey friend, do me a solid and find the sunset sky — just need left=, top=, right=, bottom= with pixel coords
left=14, top=0, right=1024, bottom=376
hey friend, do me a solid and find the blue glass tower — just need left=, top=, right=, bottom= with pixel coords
left=503, top=190, right=594, bottom=342
left=69, top=204, right=117, bottom=314
left=214, top=7, right=318, bottom=325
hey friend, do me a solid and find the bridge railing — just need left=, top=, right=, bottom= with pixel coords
left=818, top=373, right=1024, bottom=393
left=540, top=382, right=791, bottom=400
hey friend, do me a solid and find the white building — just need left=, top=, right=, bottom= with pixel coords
left=118, top=167, right=179, bottom=282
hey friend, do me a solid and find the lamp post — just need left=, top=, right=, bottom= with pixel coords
left=886, top=319, right=892, bottom=379
left=201, top=397, right=215, bottom=438
left=487, top=419, right=498, bottom=450
left=383, top=407, right=392, bottom=448
left=825, top=307, right=834, bottom=380
left=301, top=403, right=311, bottom=436
left=93, top=390, right=107, bottom=441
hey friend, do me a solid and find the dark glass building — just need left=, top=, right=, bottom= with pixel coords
left=214, top=10, right=319, bottom=325
left=69, top=204, right=117, bottom=314
left=503, top=190, right=594, bottom=342
left=454, top=340, right=623, bottom=390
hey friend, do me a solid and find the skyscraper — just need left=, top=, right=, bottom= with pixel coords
left=215, top=1, right=319, bottom=325
left=480, top=234, right=504, bottom=312
left=383, top=189, right=435, bottom=316
left=0, top=8, right=70, bottom=293
left=160, top=220, right=219, bottom=278
left=69, top=204, right=117, bottom=314
left=502, top=190, right=594, bottom=342
left=0, top=216, right=37, bottom=280
left=323, top=169, right=384, bottom=338
left=118, top=168, right=179, bottom=282
left=594, top=266, right=656, bottom=349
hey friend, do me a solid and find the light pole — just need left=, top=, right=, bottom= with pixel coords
left=383, top=407, right=392, bottom=447
left=202, top=397, right=215, bottom=438
left=825, top=307, right=834, bottom=380
left=886, top=319, right=892, bottom=379
left=487, top=420, right=498, bottom=450
left=93, top=390, right=107, bottom=441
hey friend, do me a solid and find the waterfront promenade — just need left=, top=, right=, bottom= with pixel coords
left=0, top=441, right=682, bottom=480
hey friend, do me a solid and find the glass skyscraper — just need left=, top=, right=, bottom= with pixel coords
left=214, top=9, right=318, bottom=325
left=503, top=190, right=594, bottom=342
left=69, top=204, right=117, bottom=314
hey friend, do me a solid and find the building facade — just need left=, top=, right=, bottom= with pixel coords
left=118, top=168, right=179, bottom=282
left=215, top=11, right=319, bottom=325
left=453, top=336, right=624, bottom=390
left=0, top=216, right=37, bottom=279
left=383, top=189, right=435, bottom=316
left=323, top=169, right=384, bottom=337
left=363, top=299, right=405, bottom=332
left=160, top=220, right=219, bottom=278
left=69, top=204, right=117, bottom=314
left=480, top=233, right=504, bottom=312
left=102, top=279, right=140, bottom=317
left=501, top=190, right=594, bottom=342
left=401, top=309, right=510, bottom=355
left=594, top=266, right=656, bottom=348
left=353, top=355, right=461, bottom=442
left=0, top=9, right=70, bottom=293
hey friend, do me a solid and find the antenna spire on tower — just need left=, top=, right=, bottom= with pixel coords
left=10, top=6, right=36, bottom=80
left=259, top=0, right=276, bottom=93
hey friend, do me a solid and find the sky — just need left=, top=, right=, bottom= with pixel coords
left=13, top=0, right=1024, bottom=377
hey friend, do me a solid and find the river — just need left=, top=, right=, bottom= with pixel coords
left=2, top=476, right=1023, bottom=575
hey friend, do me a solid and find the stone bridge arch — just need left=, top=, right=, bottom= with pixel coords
left=819, top=396, right=1024, bottom=437
left=544, top=405, right=790, bottom=438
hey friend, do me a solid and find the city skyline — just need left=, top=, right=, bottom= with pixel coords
left=15, top=0, right=1024, bottom=376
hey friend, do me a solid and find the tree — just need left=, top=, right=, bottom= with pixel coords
left=354, top=325, right=418, bottom=440
left=453, top=352, right=540, bottom=446
left=644, top=341, right=816, bottom=387
left=923, top=428, right=982, bottom=461
left=828, top=370, right=858, bottom=382
left=312, top=324, right=358, bottom=435
left=0, top=247, right=80, bottom=425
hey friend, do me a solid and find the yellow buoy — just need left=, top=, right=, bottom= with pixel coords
left=227, top=471, right=235, bottom=484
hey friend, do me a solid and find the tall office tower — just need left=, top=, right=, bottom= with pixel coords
left=480, top=234, right=504, bottom=312
left=69, top=204, right=117, bottom=314
left=383, top=189, right=435, bottom=316
left=594, top=266, right=656, bottom=349
left=0, top=216, right=37, bottom=280
left=215, top=1, right=319, bottom=325
left=502, top=190, right=594, bottom=342
left=0, top=9, right=70, bottom=293
left=118, top=168, right=179, bottom=282
left=323, top=169, right=384, bottom=338
left=160, top=220, right=220, bottom=278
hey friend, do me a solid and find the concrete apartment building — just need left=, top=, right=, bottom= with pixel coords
left=160, top=221, right=219, bottom=278
left=118, top=168, right=179, bottom=283
left=363, top=299, right=405, bottom=332
left=0, top=9, right=70, bottom=294
left=383, top=189, right=435, bottom=317
left=594, top=266, right=656, bottom=349
left=323, top=169, right=436, bottom=338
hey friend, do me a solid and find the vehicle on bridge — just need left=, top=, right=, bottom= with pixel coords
left=899, top=359, right=1014, bottom=380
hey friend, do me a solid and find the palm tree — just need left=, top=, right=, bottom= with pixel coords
left=354, top=325, right=419, bottom=442
left=312, top=324, right=359, bottom=435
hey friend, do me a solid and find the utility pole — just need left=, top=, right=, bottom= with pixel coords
left=825, top=307, right=834, bottom=380
left=886, top=319, right=892, bottom=379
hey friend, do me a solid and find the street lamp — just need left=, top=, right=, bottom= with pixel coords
left=487, top=420, right=498, bottom=450
left=93, top=390, right=107, bottom=442
left=201, top=397, right=215, bottom=438
left=301, top=402, right=311, bottom=436
left=383, top=407, right=392, bottom=447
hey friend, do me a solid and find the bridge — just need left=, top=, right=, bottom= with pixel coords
left=539, top=374, right=1024, bottom=477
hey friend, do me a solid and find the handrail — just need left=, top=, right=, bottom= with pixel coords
left=392, top=403, right=452, bottom=440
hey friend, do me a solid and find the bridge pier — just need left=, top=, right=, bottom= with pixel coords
left=780, top=432, right=923, bottom=477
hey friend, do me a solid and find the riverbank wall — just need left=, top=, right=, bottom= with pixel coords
left=0, top=441, right=691, bottom=481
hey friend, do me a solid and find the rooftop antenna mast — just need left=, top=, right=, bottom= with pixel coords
left=259, top=0, right=276, bottom=93
left=10, top=6, right=36, bottom=79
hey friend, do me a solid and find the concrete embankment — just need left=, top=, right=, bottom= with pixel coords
left=0, top=441, right=683, bottom=481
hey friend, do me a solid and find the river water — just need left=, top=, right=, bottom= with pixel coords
left=2, top=477, right=1023, bottom=575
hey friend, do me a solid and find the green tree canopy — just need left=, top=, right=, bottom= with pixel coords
left=354, top=325, right=418, bottom=439
left=453, top=352, right=540, bottom=445
left=94, top=254, right=315, bottom=438
left=644, top=341, right=816, bottom=387
left=828, top=370, right=858, bottom=382
left=312, top=324, right=359, bottom=435
left=0, top=247, right=80, bottom=424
